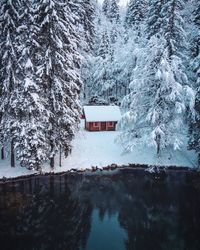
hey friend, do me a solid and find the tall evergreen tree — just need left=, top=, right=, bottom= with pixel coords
left=108, top=0, right=120, bottom=22
left=13, top=0, right=50, bottom=169
left=147, top=0, right=165, bottom=38
left=125, top=0, right=147, bottom=28
left=119, top=0, right=194, bottom=155
left=102, top=0, right=119, bottom=23
left=188, top=1, right=200, bottom=165
left=83, top=1, right=129, bottom=103
left=162, top=0, right=187, bottom=58
left=70, top=0, right=96, bottom=51
left=102, top=0, right=110, bottom=17
left=98, top=31, right=111, bottom=59
left=34, top=0, right=82, bottom=168
left=0, top=0, right=22, bottom=167
left=82, top=0, right=96, bottom=50
left=189, top=88, right=200, bottom=165
left=96, top=31, right=114, bottom=99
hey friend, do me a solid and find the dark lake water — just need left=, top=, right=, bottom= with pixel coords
left=0, top=169, right=200, bottom=250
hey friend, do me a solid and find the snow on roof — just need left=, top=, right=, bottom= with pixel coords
left=83, top=105, right=121, bottom=122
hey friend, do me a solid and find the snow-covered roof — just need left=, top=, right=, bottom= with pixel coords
left=83, top=105, right=121, bottom=122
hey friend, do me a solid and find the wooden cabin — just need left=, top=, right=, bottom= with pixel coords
left=83, top=105, right=121, bottom=132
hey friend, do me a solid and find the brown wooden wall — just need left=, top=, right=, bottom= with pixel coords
left=85, top=121, right=117, bottom=131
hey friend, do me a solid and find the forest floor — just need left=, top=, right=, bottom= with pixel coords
left=0, top=120, right=197, bottom=178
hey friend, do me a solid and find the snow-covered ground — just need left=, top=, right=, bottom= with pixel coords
left=0, top=160, right=37, bottom=179
left=0, top=121, right=197, bottom=179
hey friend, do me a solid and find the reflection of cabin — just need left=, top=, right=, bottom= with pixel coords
left=83, top=105, right=121, bottom=132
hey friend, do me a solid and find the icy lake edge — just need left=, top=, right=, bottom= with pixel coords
left=0, top=163, right=199, bottom=184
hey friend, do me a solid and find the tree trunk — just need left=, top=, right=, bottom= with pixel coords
left=157, top=143, right=160, bottom=156
left=50, top=143, right=55, bottom=169
left=50, top=156, right=54, bottom=169
left=59, top=145, right=62, bottom=167
left=156, top=134, right=161, bottom=156
left=11, top=140, right=15, bottom=167
left=1, top=146, right=4, bottom=160
left=124, top=86, right=127, bottom=96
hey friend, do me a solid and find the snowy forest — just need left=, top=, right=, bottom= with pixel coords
left=0, top=0, right=200, bottom=170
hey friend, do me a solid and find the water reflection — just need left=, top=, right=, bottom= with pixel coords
left=85, top=209, right=127, bottom=250
left=0, top=170, right=200, bottom=250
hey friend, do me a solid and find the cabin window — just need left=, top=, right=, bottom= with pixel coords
left=108, top=122, right=113, bottom=126
left=94, top=122, right=99, bottom=127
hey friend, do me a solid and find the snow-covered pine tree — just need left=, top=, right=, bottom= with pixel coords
left=102, top=0, right=110, bottom=17
left=83, top=1, right=131, bottom=104
left=84, top=31, right=111, bottom=101
left=98, top=31, right=111, bottom=59
left=0, top=70, right=3, bottom=160
left=147, top=0, right=165, bottom=38
left=189, top=88, right=200, bottom=165
left=194, top=0, right=200, bottom=26
left=102, top=0, right=119, bottom=23
left=82, top=0, right=96, bottom=50
left=11, top=0, right=50, bottom=169
left=162, top=0, right=187, bottom=58
left=34, top=0, right=82, bottom=168
left=110, top=27, right=118, bottom=44
left=187, top=0, right=200, bottom=90
left=95, top=31, right=115, bottom=99
left=124, top=0, right=147, bottom=29
left=0, top=0, right=22, bottom=167
left=0, top=34, right=3, bottom=160
left=112, top=35, right=136, bottom=99
left=107, top=0, right=120, bottom=23
left=69, top=0, right=96, bottom=51
left=188, top=1, right=200, bottom=165
left=118, top=0, right=194, bottom=156
left=70, top=0, right=96, bottom=102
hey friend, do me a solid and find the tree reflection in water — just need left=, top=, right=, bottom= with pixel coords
left=0, top=170, right=200, bottom=250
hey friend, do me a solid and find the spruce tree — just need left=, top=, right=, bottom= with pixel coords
left=98, top=31, right=111, bottom=59
left=119, top=0, right=194, bottom=155
left=188, top=1, right=200, bottom=165
left=70, top=0, right=95, bottom=51
left=147, top=0, right=165, bottom=38
left=107, top=0, right=120, bottom=22
left=82, top=0, right=96, bottom=50
left=13, top=0, right=50, bottom=169
left=189, top=89, right=200, bottom=165
left=125, top=0, right=147, bottom=28
left=162, top=0, right=187, bottom=58
left=0, top=0, right=22, bottom=167
left=102, top=0, right=119, bottom=23
left=84, top=27, right=117, bottom=102
left=102, top=0, right=110, bottom=17
left=83, top=0, right=129, bottom=104
left=34, top=0, right=82, bottom=168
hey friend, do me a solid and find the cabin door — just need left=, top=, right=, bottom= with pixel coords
left=101, top=122, right=106, bottom=131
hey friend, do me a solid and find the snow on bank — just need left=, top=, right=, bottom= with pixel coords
left=0, top=122, right=197, bottom=179
left=0, top=160, right=37, bottom=179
